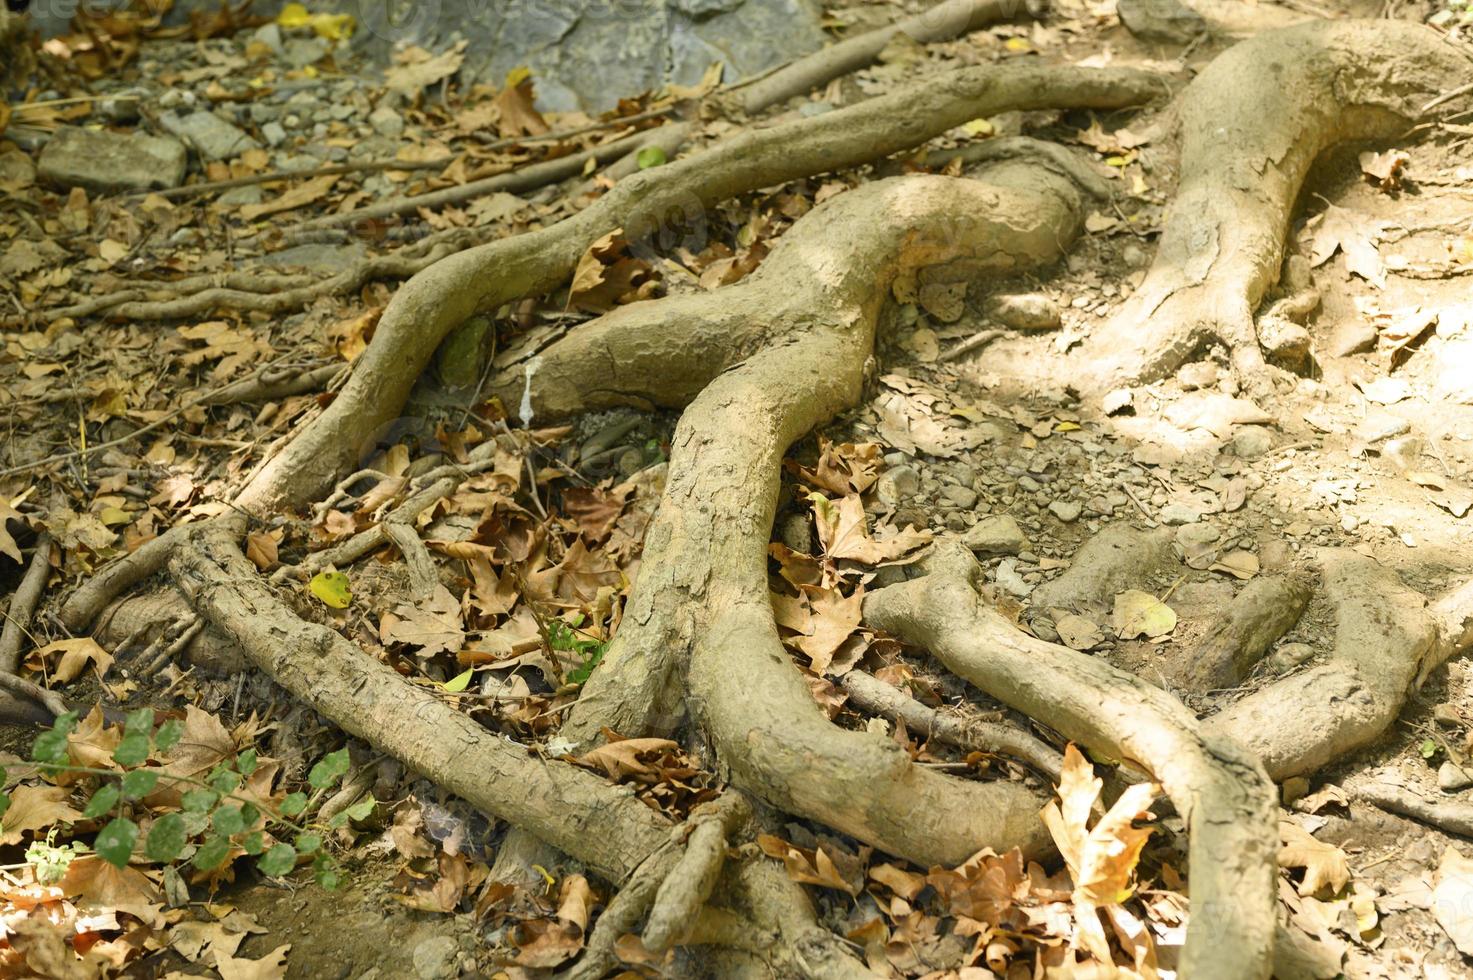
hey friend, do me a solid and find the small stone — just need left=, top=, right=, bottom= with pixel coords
left=1327, top=320, right=1378, bottom=358
left=283, top=36, right=331, bottom=68
left=1439, top=761, right=1473, bottom=793
left=261, top=121, right=289, bottom=146
left=1117, top=0, right=1207, bottom=42
left=993, top=558, right=1033, bottom=598
left=1157, top=504, right=1200, bottom=526
left=1121, top=243, right=1148, bottom=268
left=1266, top=642, right=1315, bottom=674
left=1435, top=703, right=1464, bottom=727
left=941, top=485, right=978, bottom=509
left=778, top=512, right=812, bottom=555
left=161, top=110, right=261, bottom=161
left=876, top=466, right=921, bottom=506
left=412, top=936, right=459, bottom=980
left=216, top=184, right=264, bottom=207
left=1233, top=427, right=1276, bottom=459
left=369, top=104, right=405, bottom=138
left=252, top=21, right=285, bottom=56
left=96, top=90, right=143, bottom=123
left=986, top=292, right=1061, bottom=331
left=37, top=126, right=187, bottom=193
left=1177, top=361, right=1219, bottom=391
left=1048, top=500, right=1082, bottom=523
left=963, top=515, right=1027, bottom=555
left=1259, top=317, right=1313, bottom=374
left=1280, top=776, right=1310, bottom=806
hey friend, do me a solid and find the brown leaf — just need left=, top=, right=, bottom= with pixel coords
left=0, top=785, right=84, bottom=845
left=215, top=942, right=290, bottom=980
left=569, top=230, right=658, bottom=313
left=380, top=585, right=466, bottom=657
left=238, top=174, right=339, bottom=221
left=30, top=637, right=112, bottom=685
left=384, top=41, right=468, bottom=100
left=0, top=494, right=26, bottom=563
left=756, top=834, right=862, bottom=895
left=1309, top=203, right=1385, bottom=288
left=1279, top=820, right=1351, bottom=897
left=810, top=493, right=931, bottom=566
left=494, top=70, right=550, bottom=137
left=575, top=736, right=681, bottom=781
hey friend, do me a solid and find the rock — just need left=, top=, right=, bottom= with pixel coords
left=1117, top=0, right=1207, bottom=43
left=252, top=21, right=285, bottom=56
left=261, top=121, right=289, bottom=147
left=993, top=558, right=1033, bottom=598
left=216, top=185, right=264, bottom=207
left=1280, top=776, right=1310, bottom=806
left=1266, top=641, right=1315, bottom=674
left=1327, top=320, right=1378, bottom=357
left=1440, top=761, right=1473, bottom=793
left=283, top=36, right=331, bottom=68
left=1158, top=504, right=1200, bottom=526
left=1233, top=426, right=1276, bottom=459
left=941, top=485, right=978, bottom=509
left=161, top=110, right=261, bottom=161
left=1259, top=316, right=1313, bottom=374
left=412, top=935, right=459, bottom=980
left=368, top=104, right=405, bottom=138
left=96, top=89, right=144, bottom=123
left=1435, top=703, right=1464, bottom=727
left=1048, top=500, right=1082, bottom=523
left=987, top=292, right=1062, bottom=331
left=259, top=242, right=368, bottom=272
left=875, top=466, right=921, bottom=507
left=1177, top=360, right=1218, bottom=391
left=1121, top=242, right=1148, bottom=268
left=37, top=126, right=187, bottom=193
left=963, top=515, right=1027, bottom=555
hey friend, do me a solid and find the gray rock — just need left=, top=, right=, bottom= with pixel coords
left=261, top=121, right=289, bottom=147
left=284, top=36, right=331, bottom=68
left=369, top=104, right=405, bottom=138
left=412, top=935, right=459, bottom=980
left=1158, top=503, right=1201, bottom=526
left=1266, top=642, right=1315, bottom=674
left=1177, top=361, right=1219, bottom=391
left=1117, top=0, right=1207, bottom=43
left=876, top=466, right=921, bottom=507
left=1048, top=500, right=1083, bottom=523
left=260, top=242, right=368, bottom=273
left=161, top=110, right=261, bottom=161
left=941, top=485, right=978, bottom=510
left=37, top=126, right=187, bottom=193
left=963, top=515, right=1027, bottom=555
left=1259, top=317, right=1313, bottom=374
left=252, top=21, right=285, bottom=57
left=987, top=292, right=1061, bottom=331
left=216, top=185, right=264, bottom=207
left=96, top=90, right=144, bottom=123
left=1440, top=761, right=1473, bottom=793
left=1233, top=427, right=1275, bottom=459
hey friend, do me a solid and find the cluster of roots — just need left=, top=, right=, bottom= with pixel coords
left=41, top=20, right=1473, bottom=980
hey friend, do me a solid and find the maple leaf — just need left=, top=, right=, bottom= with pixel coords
left=1309, top=203, right=1386, bottom=288
left=380, top=585, right=466, bottom=658
left=0, top=784, right=84, bottom=846
left=0, top=493, right=25, bottom=563
left=494, top=68, right=550, bottom=137
left=793, top=585, right=863, bottom=675
left=787, top=439, right=883, bottom=495
left=810, top=492, right=931, bottom=566
left=215, top=941, right=290, bottom=980
left=569, top=230, right=658, bottom=313
left=1279, top=819, right=1351, bottom=897
left=574, top=736, right=681, bottom=781
left=756, top=834, right=863, bottom=895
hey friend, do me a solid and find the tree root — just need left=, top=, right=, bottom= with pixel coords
left=863, top=540, right=1278, bottom=980
left=734, top=0, right=1047, bottom=114
left=1351, top=777, right=1473, bottom=839
left=1070, top=20, right=1473, bottom=394
left=1182, top=572, right=1313, bottom=693
left=1, top=532, right=51, bottom=675
left=233, top=62, right=1161, bottom=511
left=1205, top=550, right=1443, bottom=781
left=838, top=667, right=1064, bottom=782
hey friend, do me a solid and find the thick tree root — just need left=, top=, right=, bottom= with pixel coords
left=1205, top=551, right=1443, bottom=781
left=1069, top=20, right=1473, bottom=393
left=232, top=63, right=1161, bottom=511
left=1182, top=573, right=1313, bottom=693
left=864, top=540, right=1278, bottom=980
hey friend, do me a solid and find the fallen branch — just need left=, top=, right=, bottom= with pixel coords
left=0, top=532, right=52, bottom=675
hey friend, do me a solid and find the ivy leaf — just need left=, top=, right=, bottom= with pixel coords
left=295, top=832, right=322, bottom=855
left=95, top=817, right=139, bottom=868
left=280, top=792, right=308, bottom=817
left=212, top=806, right=247, bottom=837
left=31, top=713, right=77, bottom=765
left=113, top=732, right=150, bottom=768
left=193, top=833, right=233, bottom=872
left=209, top=769, right=241, bottom=795
left=258, top=843, right=297, bottom=877
left=153, top=719, right=184, bottom=753
left=308, top=748, right=350, bottom=789
left=121, top=769, right=159, bottom=800
left=84, top=783, right=121, bottom=819
left=124, top=707, right=155, bottom=738
left=635, top=145, right=667, bottom=169
left=145, top=813, right=187, bottom=863
left=182, top=788, right=219, bottom=813
left=345, top=795, right=376, bottom=821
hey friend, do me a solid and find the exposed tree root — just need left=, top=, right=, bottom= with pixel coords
left=864, top=540, right=1278, bottom=980
left=1066, top=20, right=1473, bottom=393
left=1206, top=551, right=1444, bottom=781
left=233, top=63, right=1161, bottom=511
left=1182, top=572, right=1313, bottom=693
left=1, top=533, right=51, bottom=675
left=1351, top=777, right=1473, bottom=839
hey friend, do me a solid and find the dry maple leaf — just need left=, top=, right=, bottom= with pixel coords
left=1309, top=202, right=1386, bottom=288
left=568, top=229, right=659, bottom=313
left=494, top=68, right=550, bottom=137
left=380, top=584, right=466, bottom=658
left=809, top=492, right=931, bottom=566
left=0, top=784, right=84, bottom=846
left=0, top=493, right=25, bottom=563
left=1278, top=819, right=1351, bottom=897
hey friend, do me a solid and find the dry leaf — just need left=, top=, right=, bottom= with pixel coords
left=1434, top=845, right=1473, bottom=955
left=1279, top=820, right=1351, bottom=897
left=1111, top=590, right=1176, bottom=640
left=380, top=585, right=466, bottom=657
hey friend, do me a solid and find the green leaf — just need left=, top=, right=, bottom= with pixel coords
left=124, top=707, right=155, bottom=738
left=295, top=832, right=322, bottom=855
left=193, top=833, right=233, bottom=872
left=280, top=792, right=308, bottom=817
left=212, top=806, right=247, bottom=837
left=95, top=818, right=138, bottom=868
left=1422, top=738, right=1441, bottom=760
left=308, top=748, right=350, bottom=789
left=0, top=791, right=9, bottom=822
left=121, top=769, right=159, bottom=800
left=145, top=813, right=187, bottom=863
left=443, top=668, right=474, bottom=693
left=257, top=843, right=297, bottom=877
left=84, top=783, right=122, bottom=819
left=239, top=803, right=260, bottom=828
left=153, top=719, right=184, bottom=753
left=314, top=854, right=342, bottom=889
left=236, top=749, right=258, bottom=776
left=241, top=831, right=266, bottom=856
left=182, top=788, right=219, bottom=813
left=344, top=795, right=376, bottom=822
left=635, top=145, right=667, bottom=169
left=209, top=769, right=241, bottom=795
left=31, top=728, right=71, bottom=766
left=113, top=732, right=150, bottom=768
left=309, top=570, right=352, bottom=608
left=328, top=811, right=350, bottom=829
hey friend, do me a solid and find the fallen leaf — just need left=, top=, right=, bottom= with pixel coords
left=384, top=41, right=468, bottom=100
left=1111, top=590, right=1176, bottom=640
left=308, top=570, right=352, bottom=608
left=1209, top=550, right=1259, bottom=580
left=0, top=785, right=84, bottom=845
left=239, top=174, right=339, bottom=221
left=494, top=67, right=550, bottom=137
left=381, top=584, right=466, bottom=657
left=1280, top=820, right=1351, bottom=897
left=1435, top=845, right=1473, bottom=955
left=216, top=941, right=290, bottom=980
left=1309, top=203, right=1385, bottom=288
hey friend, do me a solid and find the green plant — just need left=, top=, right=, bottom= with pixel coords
left=0, top=708, right=361, bottom=890
left=547, top=614, right=607, bottom=685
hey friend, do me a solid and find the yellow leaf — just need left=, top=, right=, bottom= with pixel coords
left=1004, top=37, right=1031, bottom=52
left=1112, top=589, right=1176, bottom=639
left=443, top=668, right=474, bottom=693
left=962, top=118, right=994, bottom=137
left=309, top=570, right=352, bottom=608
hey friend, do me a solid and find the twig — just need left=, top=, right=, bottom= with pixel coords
left=472, top=103, right=674, bottom=151
left=1424, top=80, right=1473, bottom=114
left=0, top=533, right=53, bottom=675
left=123, top=155, right=457, bottom=202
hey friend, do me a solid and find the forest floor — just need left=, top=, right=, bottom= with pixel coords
left=2, top=0, right=1473, bottom=978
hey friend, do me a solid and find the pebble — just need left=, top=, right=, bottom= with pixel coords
left=369, top=104, right=406, bottom=138
left=963, top=515, right=1027, bottom=555
left=1177, top=361, right=1218, bottom=391
left=412, top=936, right=459, bottom=980
left=941, top=485, right=978, bottom=509
left=876, top=466, right=921, bottom=506
left=1158, top=504, right=1201, bottom=526
left=986, top=292, right=1061, bottom=331
left=1327, top=320, right=1378, bottom=358
left=1266, top=642, right=1315, bottom=674
left=1048, top=500, right=1082, bottom=523
left=1439, top=761, right=1473, bottom=793
left=261, top=121, right=289, bottom=146
left=1232, top=427, right=1275, bottom=459
left=161, top=110, right=262, bottom=161
left=37, top=126, right=187, bottom=193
